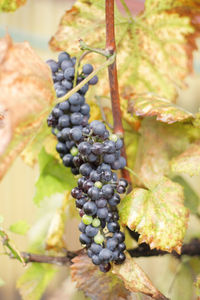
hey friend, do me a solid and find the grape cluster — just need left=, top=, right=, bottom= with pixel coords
left=46, top=52, right=98, bottom=175
left=47, top=51, right=127, bottom=272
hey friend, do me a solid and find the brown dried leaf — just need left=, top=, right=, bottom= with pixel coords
left=71, top=253, right=131, bottom=300
left=0, top=35, right=54, bottom=180
left=113, top=253, right=169, bottom=300
left=128, top=94, right=194, bottom=124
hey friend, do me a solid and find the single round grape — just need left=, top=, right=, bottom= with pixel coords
left=69, top=93, right=81, bottom=105
left=90, top=170, right=101, bottom=182
left=83, top=180, right=94, bottom=192
left=103, top=140, right=116, bottom=154
left=61, top=127, right=70, bottom=140
left=94, top=234, right=104, bottom=244
left=58, top=115, right=70, bottom=128
left=102, top=184, right=114, bottom=199
left=88, top=75, right=98, bottom=85
left=91, top=143, right=104, bottom=155
left=64, top=67, right=75, bottom=80
left=88, top=187, right=100, bottom=201
left=61, top=79, right=73, bottom=90
left=109, top=134, right=118, bottom=142
left=92, top=218, right=101, bottom=227
left=107, top=238, right=118, bottom=251
left=56, top=131, right=65, bottom=142
left=70, top=146, right=79, bottom=156
left=80, top=163, right=93, bottom=177
left=70, top=112, right=83, bottom=125
left=116, top=185, right=126, bottom=194
left=58, top=52, right=70, bottom=64
left=103, top=153, right=115, bottom=164
left=113, top=232, right=125, bottom=243
left=95, top=199, right=107, bottom=208
left=70, top=127, right=82, bottom=142
left=118, top=243, right=126, bottom=252
left=78, top=221, right=86, bottom=233
left=66, top=140, right=75, bottom=150
left=92, top=255, right=101, bottom=265
left=55, top=70, right=64, bottom=81
left=56, top=142, right=67, bottom=154
left=85, top=225, right=99, bottom=237
left=78, top=177, right=85, bottom=188
left=71, top=187, right=82, bottom=199
left=94, top=181, right=102, bottom=189
left=87, top=249, right=93, bottom=258
left=62, top=154, right=73, bottom=167
left=99, top=263, right=111, bottom=273
left=70, top=104, right=81, bottom=112
left=91, top=243, right=102, bottom=254
left=52, top=107, right=63, bottom=118
left=97, top=207, right=108, bottom=219
left=79, top=83, right=89, bottom=95
left=108, top=194, right=120, bottom=206
left=56, top=87, right=67, bottom=98
left=79, top=233, right=91, bottom=245
left=78, top=142, right=91, bottom=155
left=80, top=104, right=90, bottom=115
left=73, top=155, right=83, bottom=168
left=99, top=248, right=113, bottom=263
left=115, top=138, right=123, bottom=150
left=112, top=250, right=120, bottom=261
left=107, top=222, right=120, bottom=233
left=101, top=170, right=112, bottom=182
left=82, top=215, right=93, bottom=225
left=90, top=121, right=106, bottom=136
left=59, top=101, right=69, bottom=113
left=118, top=178, right=128, bottom=188
left=115, top=252, right=126, bottom=264
left=82, top=64, right=93, bottom=74
left=46, top=59, right=58, bottom=72
left=83, top=202, right=97, bottom=216
left=76, top=197, right=87, bottom=209
left=61, top=59, right=73, bottom=70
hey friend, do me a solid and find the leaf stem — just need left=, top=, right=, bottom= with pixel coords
left=79, top=40, right=111, bottom=58
left=55, top=54, right=115, bottom=104
left=105, top=0, right=131, bottom=183
left=120, top=0, right=133, bottom=20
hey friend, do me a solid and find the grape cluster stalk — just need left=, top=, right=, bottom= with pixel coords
left=47, top=52, right=128, bottom=272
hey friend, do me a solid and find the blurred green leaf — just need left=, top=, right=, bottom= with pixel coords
left=0, top=278, right=5, bottom=287
left=17, top=263, right=57, bottom=300
left=172, top=176, right=200, bottom=214
left=9, top=220, right=30, bottom=235
left=33, top=148, right=76, bottom=206
left=0, top=0, right=27, bottom=12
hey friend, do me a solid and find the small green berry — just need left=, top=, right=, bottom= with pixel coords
left=94, top=181, right=102, bottom=189
left=82, top=215, right=93, bottom=225
left=109, top=134, right=118, bottom=142
left=92, top=218, right=101, bottom=227
left=94, top=233, right=104, bottom=244
left=70, top=146, right=78, bottom=156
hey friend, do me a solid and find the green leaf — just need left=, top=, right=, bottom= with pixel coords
left=172, top=176, right=200, bottom=214
left=33, top=148, right=76, bottom=205
left=17, top=263, right=57, bottom=300
left=9, top=220, right=30, bottom=235
left=171, top=141, right=200, bottom=176
left=119, top=177, right=189, bottom=252
left=0, top=0, right=26, bottom=12
left=129, top=95, right=194, bottom=124
left=0, top=278, right=5, bottom=287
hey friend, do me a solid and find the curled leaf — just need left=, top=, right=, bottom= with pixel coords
left=0, top=35, right=54, bottom=180
left=71, top=253, right=131, bottom=300
left=128, top=95, right=193, bottom=124
left=113, top=253, right=169, bottom=300
left=119, top=177, right=189, bottom=253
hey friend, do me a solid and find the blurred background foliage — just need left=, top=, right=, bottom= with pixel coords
left=0, top=0, right=200, bottom=299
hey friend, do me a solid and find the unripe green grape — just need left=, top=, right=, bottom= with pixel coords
left=109, top=134, right=118, bottom=142
left=94, top=233, right=104, bottom=244
left=94, top=181, right=102, bottom=189
left=92, top=218, right=101, bottom=227
left=82, top=214, right=93, bottom=225
left=70, top=146, right=79, bottom=156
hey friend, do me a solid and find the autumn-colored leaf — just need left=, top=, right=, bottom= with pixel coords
left=71, top=253, right=131, bottom=300
left=119, top=177, right=189, bottom=253
left=0, top=0, right=26, bottom=12
left=128, top=94, right=194, bottom=124
left=113, top=253, right=169, bottom=300
left=0, top=35, right=55, bottom=180
left=171, top=141, right=200, bottom=176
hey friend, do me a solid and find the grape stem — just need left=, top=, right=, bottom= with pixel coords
left=79, top=40, right=111, bottom=58
left=55, top=54, right=115, bottom=104
left=105, top=0, right=131, bottom=183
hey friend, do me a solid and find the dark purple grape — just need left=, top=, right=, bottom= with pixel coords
left=99, top=249, right=112, bottom=263
left=70, top=112, right=83, bottom=125
left=99, top=263, right=111, bottom=273
left=46, top=59, right=58, bottom=72
left=78, top=221, right=86, bottom=233
left=61, top=59, right=73, bottom=70
left=58, top=52, right=70, bottom=64
left=85, top=225, right=98, bottom=237
left=62, top=154, right=73, bottom=167
left=107, top=238, right=118, bottom=251
left=88, top=187, right=100, bottom=200
left=92, top=255, right=101, bottom=265
left=83, top=202, right=97, bottom=216
left=88, top=75, right=98, bottom=85
left=97, top=207, right=108, bottom=219
left=79, top=233, right=91, bottom=245
left=107, top=222, right=120, bottom=233
left=83, top=64, right=93, bottom=74
left=56, top=142, right=67, bottom=154
left=64, top=67, right=75, bottom=80
left=91, top=243, right=102, bottom=254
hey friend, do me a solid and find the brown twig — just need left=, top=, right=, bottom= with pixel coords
left=105, top=0, right=131, bottom=183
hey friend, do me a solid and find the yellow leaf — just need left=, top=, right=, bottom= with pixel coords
left=0, top=0, right=26, bottom=12
left=0, top=35, right=55, bottom=180
left=119, top=177, right=189, bottom=252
